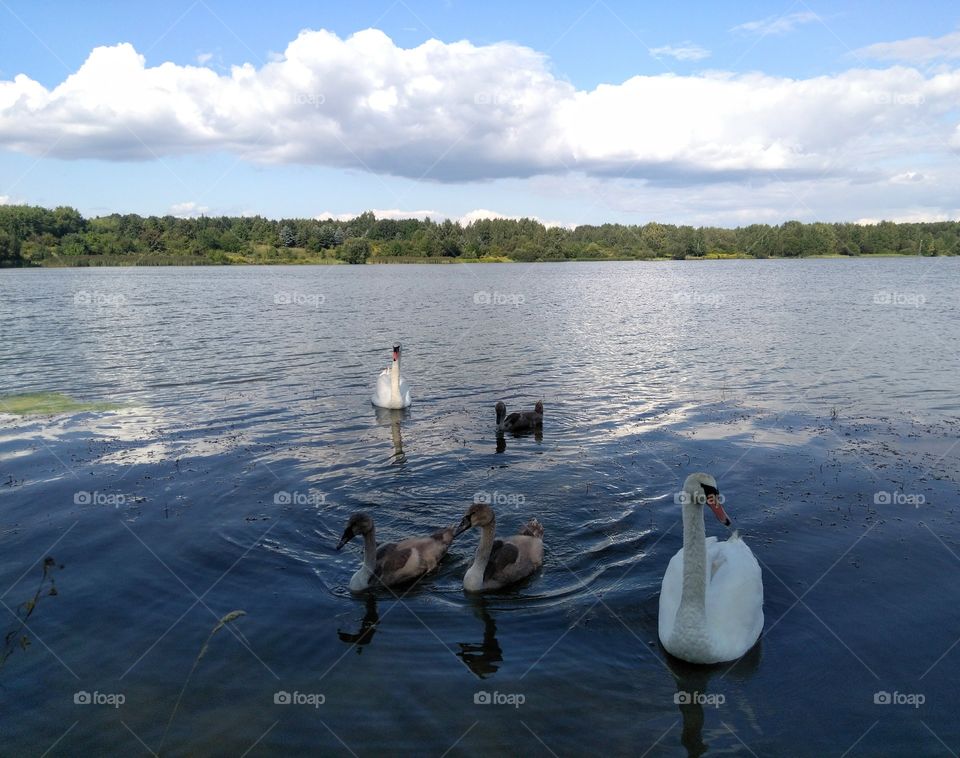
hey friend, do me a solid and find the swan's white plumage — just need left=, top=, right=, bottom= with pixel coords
left=371, top=345, right=411, bottom=408
left=658, top=473, right=764, bottom=664
left=371, top=368, right=411, bottom=408
left=659, top=533, right=763, bottom=663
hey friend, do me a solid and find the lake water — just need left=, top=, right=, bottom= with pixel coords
left=1, top=260, right=958, bottom=756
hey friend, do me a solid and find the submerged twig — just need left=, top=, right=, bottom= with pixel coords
left=0, top=557, right=60, bottom=672
left=159, top=610, right=246, bottom=754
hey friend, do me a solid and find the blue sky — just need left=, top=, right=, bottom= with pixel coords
left=1, top=0, right=959, bottom=226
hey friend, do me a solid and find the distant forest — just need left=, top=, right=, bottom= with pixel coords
left=0, top=205, right=956, bottom=267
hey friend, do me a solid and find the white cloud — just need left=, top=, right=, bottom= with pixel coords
left=196, top=52, right=214, bottom=65
left=854, top=30, right=960, bottom=63
left=315, top=209, right=439, bottom=221
left=889, top=171, right=924, bottom=184
left=313, top=207, right=570, bottom=227
left=169, top=201, right=209, bottom=218
left=649, top=43, right=710, bottom=62
left=731, top=11, right=820, bottom=36
left=459, top=208, right=516, bottom=224
left=369, top=208, right=439, bottom=221
left=0, top=28, right=959, bottom=196
left=458, top=208, right=570, bottom=228
left=537, top=168, right=960, bottom=227
left=0, top=195, right=11, bottom=205
left=856, top=210, right=956, bottom=224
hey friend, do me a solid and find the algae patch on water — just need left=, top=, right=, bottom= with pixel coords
left=0, top=392, right=122, bottom=416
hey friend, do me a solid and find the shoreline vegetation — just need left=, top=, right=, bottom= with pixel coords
left=1, top=205, right=956, bottom=268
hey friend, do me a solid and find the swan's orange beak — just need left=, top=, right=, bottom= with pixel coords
left=392, top=345, right=400, bottom=361
left=707, top=494, right=731, bottom=526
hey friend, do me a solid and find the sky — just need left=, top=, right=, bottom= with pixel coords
left=1, top=0, right=959, bottom=227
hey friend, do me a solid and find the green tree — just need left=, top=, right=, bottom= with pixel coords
left=60, top=233, right=88, bottom=256
left=316, top=224, right=337, bottom=249
left=0, top=228, right=22, bottom=266
left=339, top=237, right=370, bottom=264
left=778, top=221, right=805, bottom=257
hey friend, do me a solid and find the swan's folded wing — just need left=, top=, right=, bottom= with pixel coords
left=705, top=537, right=764, bottom=656
left=705, top=537, right=727, bottom=579
left=709, top=537, right=760, bottom=588
left=375, top=543, right=416, bottom=581
left=375, top=546, right=416, bottom=582
left=518, top=519, right=543, bottom=538
left=372, top=372, right=392, bottom=404
left=485, top=540, right=519, bottom=580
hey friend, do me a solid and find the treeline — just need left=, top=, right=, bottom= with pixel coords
left=0, top=205, right=957, bottom=267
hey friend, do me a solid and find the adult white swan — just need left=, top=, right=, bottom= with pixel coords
left=658, top=473, right=764, bottom=664
left=371, top=344, right=411, bottom=409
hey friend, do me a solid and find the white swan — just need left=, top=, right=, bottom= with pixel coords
left=371, top=344, right=411, bottom=409
left=658, top=473, right=764, bottom=664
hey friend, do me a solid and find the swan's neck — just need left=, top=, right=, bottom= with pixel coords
left=678, top=502, right=708, bottom=624
left=466, top=523, right=496, bottom=590
left=362, top=528, right=377, bottom=575
left=350, top=528, right=377, bottom=590
left=390, top=359, right=401, bottom=404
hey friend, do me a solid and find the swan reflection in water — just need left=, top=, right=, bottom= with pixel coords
left=337, top=595, right=380, bottom=653
left=456, top=598, right=503, bottom=678
left=663, top=640, right=763, bottom=758
left=373, top=406, right=408, bottom=465
left=495, top=428, right=543, bottom=454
